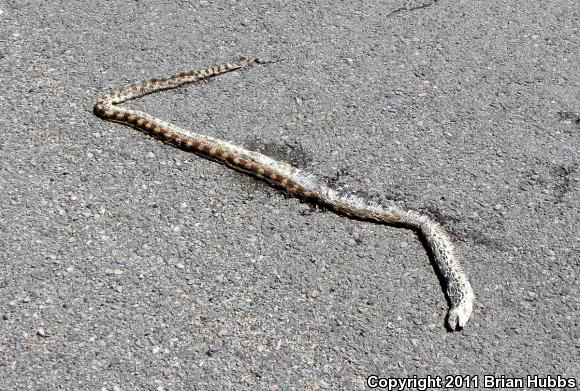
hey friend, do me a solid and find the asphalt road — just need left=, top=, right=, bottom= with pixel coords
left=0, top=0, right=578, bottom=389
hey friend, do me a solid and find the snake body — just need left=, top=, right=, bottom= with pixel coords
left=94, top=58, right=475, bottom=330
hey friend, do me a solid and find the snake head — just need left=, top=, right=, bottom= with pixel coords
left=446, top=298, right=474, bottom=331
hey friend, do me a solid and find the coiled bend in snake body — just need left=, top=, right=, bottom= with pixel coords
left=94, top=58, right=475, bottom=330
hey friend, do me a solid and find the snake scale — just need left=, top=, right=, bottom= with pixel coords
left=94, top=58, right=475, bottom=330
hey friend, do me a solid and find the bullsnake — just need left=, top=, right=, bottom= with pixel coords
left=94, top=58, right=475, bottom=330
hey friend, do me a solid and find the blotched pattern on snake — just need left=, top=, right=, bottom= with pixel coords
left=94, top=58, right=475, bottom=330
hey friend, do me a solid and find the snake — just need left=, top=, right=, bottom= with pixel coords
left=94, top=57, right=475, bottom=330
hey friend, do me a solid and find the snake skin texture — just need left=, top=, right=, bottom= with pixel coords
left=94, top=58, right=475, bottom=330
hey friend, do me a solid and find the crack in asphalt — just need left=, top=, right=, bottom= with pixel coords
left=387, top=0, right=439, bottom=17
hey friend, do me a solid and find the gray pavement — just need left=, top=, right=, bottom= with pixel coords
left=0, top=0, right=578, bottom=389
